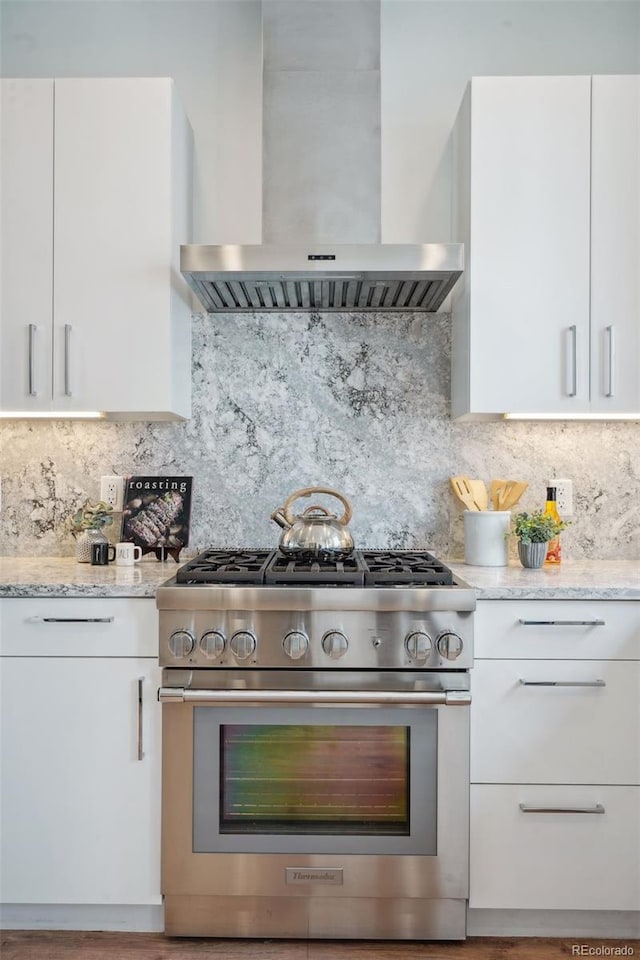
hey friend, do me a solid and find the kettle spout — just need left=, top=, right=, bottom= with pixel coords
left=270, top=508, right=291, bottom=530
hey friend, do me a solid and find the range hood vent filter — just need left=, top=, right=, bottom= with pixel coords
left=181, top=244, right=464, bottom=314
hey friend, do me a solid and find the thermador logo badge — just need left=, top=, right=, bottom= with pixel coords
left=285, top=868, right=343, bottom=885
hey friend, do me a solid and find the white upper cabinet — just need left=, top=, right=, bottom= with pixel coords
left=1, top=80, right=54, bottom=411
left=0, top=78, right=193, bottom=420
left=452, top=75, right=639, bottom=420
left=590, top=75, right=640, bottom=414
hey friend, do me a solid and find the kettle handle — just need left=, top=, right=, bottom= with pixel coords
left=283, top=487, right=353, bottom=527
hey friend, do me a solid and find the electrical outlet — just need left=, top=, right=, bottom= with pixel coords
left=100, top=475, right=124, bottom=511
left=547, top=478, right=573, bottom=518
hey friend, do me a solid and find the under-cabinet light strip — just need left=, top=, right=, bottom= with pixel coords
left=0, top=411, right=106, bottom=419
left=504, top=413, right=640, bottom=421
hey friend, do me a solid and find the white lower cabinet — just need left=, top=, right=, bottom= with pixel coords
left=470, top=784, right=640, bottom=911
left=470, top=599, right=640, bottom=916
left=0, top=600, right=161, bottom=907
left=471, top=658, right=640, bottom=785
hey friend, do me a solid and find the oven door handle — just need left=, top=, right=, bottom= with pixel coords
left=158, top=687, right=471, bottom=706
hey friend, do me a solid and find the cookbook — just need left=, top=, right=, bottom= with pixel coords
left=121, top=476, right=193, bottom=561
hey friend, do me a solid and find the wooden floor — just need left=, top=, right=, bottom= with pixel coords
left=1, top=932, right=638, bottom=960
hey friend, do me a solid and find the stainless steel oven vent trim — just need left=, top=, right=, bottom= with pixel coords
left=180, top=244, right=464, bottom=314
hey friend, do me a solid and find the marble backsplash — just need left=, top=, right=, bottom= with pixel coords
left=0, top=311, right=638, bottom=560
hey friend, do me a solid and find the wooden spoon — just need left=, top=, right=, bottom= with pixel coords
left=450, top=476, right=481, bottom=510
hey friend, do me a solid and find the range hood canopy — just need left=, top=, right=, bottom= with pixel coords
left=181, top=243, right=463, bottom=313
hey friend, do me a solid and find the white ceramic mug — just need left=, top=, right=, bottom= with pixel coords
left=115, top=542, right=143, bottom=566
left=463, top=510, right=511, bottom=566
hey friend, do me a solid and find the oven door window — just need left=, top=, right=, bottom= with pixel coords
left=193, top=706, right=437, bottom=855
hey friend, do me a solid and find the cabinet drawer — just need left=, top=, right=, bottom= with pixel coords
left=475, top=600, right=640, bottom=660
left=471, top=659, right=640, bottom=784
left=0, top=598, right=158, bottom=657
left=470, top=783, right=640, bottom=910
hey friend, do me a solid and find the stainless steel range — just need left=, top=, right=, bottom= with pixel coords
left=157, top=549, right=475, bottom=941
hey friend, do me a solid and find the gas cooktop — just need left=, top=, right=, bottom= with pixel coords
left=175, top=548, right=455, bottom=588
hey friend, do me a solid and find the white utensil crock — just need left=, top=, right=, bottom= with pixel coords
left=463, top=510, right=510, bottom=566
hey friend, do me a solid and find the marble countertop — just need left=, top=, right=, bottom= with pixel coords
left=0, top=557, right=180, bottom=597
left=0, top=556, right=637, bottom=600
left=448, top=559, right=640, bottom=600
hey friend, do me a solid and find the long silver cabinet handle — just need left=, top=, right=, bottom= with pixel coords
left=27, top=616, right=115, bottom=624
left=137, top=677, right=144, bottom=761
left=158, top=688, right=471, bottom=706
left=519, top=803, right=604, bottom=815
left=565, top=324, right=577, bottom=397
left=519, top=679, right=605, bottom=688
left=605, top=324, right=615, bottom=398
left=64, top=324, right=72, bottom=396
left=518, top=619, right=605, bottom=627
left=28, top=324, right=37, bottom=396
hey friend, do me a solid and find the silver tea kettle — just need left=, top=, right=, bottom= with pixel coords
left=271, top=486, right=354, bottom=560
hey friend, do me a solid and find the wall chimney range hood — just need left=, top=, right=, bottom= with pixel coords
left=180, top=243, right=463, bottom=313
left=181, top=2, right=463, bottom=314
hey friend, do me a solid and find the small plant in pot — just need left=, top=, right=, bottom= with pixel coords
left=68, top=500, right=114, bottom=563
left=512, top=511, right=569, bottom=569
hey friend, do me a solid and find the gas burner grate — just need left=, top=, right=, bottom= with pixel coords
left=176, top=550, right=274, bottom=584
left=265, top=551, right=366, bottom=586
left=360, top=551, right=454, bottom=586
left=175, top=548, right=455, bottom=587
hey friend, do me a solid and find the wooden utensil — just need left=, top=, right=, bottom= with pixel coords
left=450, top=476, right=481, bottom=510
left=500, top=480, right=528, bottom=511
left=490, top=479, right=507, bottom=511
left=468, top=479, right=488, bottom=511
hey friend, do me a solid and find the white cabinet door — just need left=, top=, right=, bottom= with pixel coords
left=0, top=79, right=54, bottom=413
left=471, top=658, right=640, bottom=785
left=591, top=75, right=640, bottom=414
left=474, top=599, right=640, bottom=660
left=53, top=78, right=192, bottom=419
left=453, top=76, right=592, bottom=418
left=1, top=77, right=192, bottom=420
left=470, top=784, right=640, bottom=910
left=0, top=656, right=161, bottom=905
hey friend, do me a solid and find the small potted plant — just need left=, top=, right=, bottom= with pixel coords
left=68, top=500, right=115, bottom=563
left=512, top=511, right=569, bottom=569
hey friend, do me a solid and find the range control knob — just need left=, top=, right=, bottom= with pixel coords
left=283, top=630, right=309, bottom=660
left=322, top=630, right=349, bottom=660
left=437, top=631, right=464, bottom=660
left=168, top=629, right=195, bottom=659
left=230, top=630, right=257, bottom=660
left=200, top=630, right=226, bottom=659
left=405, top=631, right=433, bottom=661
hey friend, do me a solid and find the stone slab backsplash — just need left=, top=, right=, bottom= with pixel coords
left=0, top=311, right=638, bottom=560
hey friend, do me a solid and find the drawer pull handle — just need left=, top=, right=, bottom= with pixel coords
left=605, top=324, right=615, bottom=398
left=519, top=679, right=606, bottom=688
left=565, top=324, right=578, bottom=397
left=64, top=324, right=72, bottom=397
left=518, top=619, right=606, bottom=626
left=27, top=616, right=115, bottom=624
left=28, top=323, right=37, bottom=396
left=137, top=677, right=145, bottom=761
left=519, top=803, right=605, bottom=815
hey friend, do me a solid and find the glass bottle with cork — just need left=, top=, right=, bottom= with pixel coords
left=544, top=486, right=562, bottom=564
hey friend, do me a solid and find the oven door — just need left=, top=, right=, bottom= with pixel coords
left=160, top=670, right=470, bottom=906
